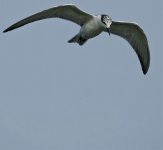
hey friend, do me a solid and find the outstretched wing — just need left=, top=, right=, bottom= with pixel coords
left=110, top=21, right=150, bottom=74
left=3, top=4, right=93, bottom=32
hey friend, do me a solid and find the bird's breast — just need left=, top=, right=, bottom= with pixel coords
left=79, top=17, right=105, bottom=39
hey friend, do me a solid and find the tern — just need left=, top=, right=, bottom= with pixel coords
left=3, top=4, right=150, bottom=74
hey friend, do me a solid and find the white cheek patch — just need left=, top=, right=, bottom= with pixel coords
left=105, top=16, right=112, bottom=28
left=106, top=21, right=112, bottom=28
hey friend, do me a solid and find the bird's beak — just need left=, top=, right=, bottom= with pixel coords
left=107, top=28, right=111, bottom=36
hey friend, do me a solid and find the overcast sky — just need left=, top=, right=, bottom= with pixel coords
left=0, top=0, right=162, bottom=150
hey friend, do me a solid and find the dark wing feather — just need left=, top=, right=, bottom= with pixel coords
left=110, top=21, right=150, bottom=74
left=3, top=4, right=93, bottom=32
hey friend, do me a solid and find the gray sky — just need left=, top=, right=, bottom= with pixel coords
left=0, top=0, right=162, bottom=150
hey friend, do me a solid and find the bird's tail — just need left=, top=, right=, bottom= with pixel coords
left=68, top=35, right=87, bottom=45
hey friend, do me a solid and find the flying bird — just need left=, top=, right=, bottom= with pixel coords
left=3, top=4, right=150, bottom=74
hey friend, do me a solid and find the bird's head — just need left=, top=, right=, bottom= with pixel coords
left=101, top=15, right=112, bottom=35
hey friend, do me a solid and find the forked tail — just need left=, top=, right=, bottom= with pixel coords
left=68, top=35, right=87, bottom=45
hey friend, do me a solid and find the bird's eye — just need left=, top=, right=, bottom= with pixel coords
left=103, top=21, right=106, bottom=25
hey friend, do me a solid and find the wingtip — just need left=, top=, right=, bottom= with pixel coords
left=143, top=53, right=150, bottom=75
left=142, top=63, right=150, bottom=75
left=3, top=25, right=15, bottom=33
left=143, top=67, right=149, bottom=75
left=143, top=69, right=147, bottom=75
left=3, top=28, right=9, bottom=33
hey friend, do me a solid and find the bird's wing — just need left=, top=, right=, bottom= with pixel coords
left=3, top=4, right=93, bottom=32
left=110, top=21, right=150, bottom=74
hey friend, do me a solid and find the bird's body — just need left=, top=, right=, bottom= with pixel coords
left=79, top=15, right=106, bottom=39
left=3, top=4, right=150, bottom=74
left=68, top=15, right=109, bottom=45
